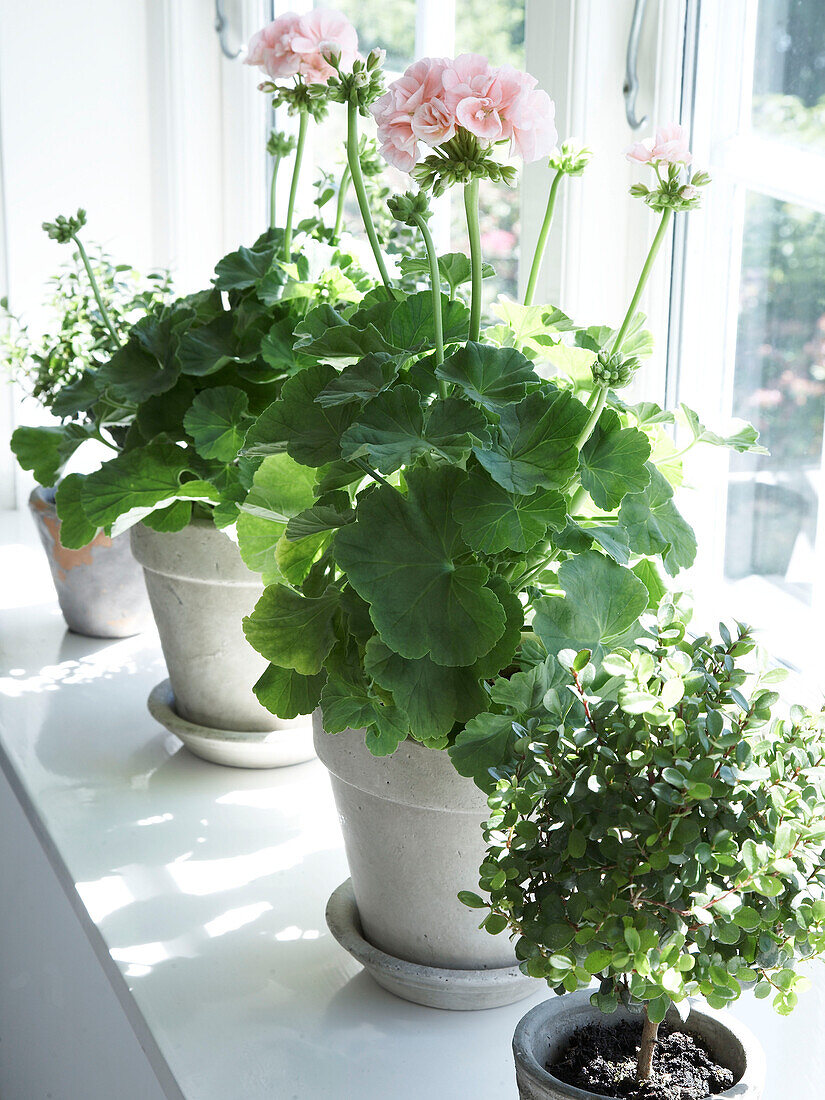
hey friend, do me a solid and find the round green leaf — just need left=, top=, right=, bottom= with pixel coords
left=453, top=467, right=567, bottom=554
left=334, top=466, right=506, bottom=666
left=183, top=385, right=250, bottom=461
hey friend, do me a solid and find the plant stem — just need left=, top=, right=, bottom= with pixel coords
left=92, top=428, right=118, bottom=451
left=333, top=163, right=352, bottom=243
left=575, top=206, right=674, bottom=458
left=269, top=157, right=280, bottom=230
left=353, top=457, right=398, bottom=492
left=71, top=235, right=119, bottom=346
left=636, top=1008, right=660, bottom=1081
left=575, top=385, right=608, bottom=451
left=610, top=206, right=673, bottom=355
left=413, top=212, right=445, bottom=377
left=283, top=109, right=308, bottom=262
left=524, top=170, right=563, bottom=307
left=347, top=100, right=391, bottom=289
left=464, top=177, right=483, bottom=341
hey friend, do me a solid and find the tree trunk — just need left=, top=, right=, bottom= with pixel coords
left=636, top=1008, right=660, bottom=1081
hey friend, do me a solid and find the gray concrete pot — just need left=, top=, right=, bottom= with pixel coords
left=29, top=486, right=151, bottom=638
left=131, top=520, right=314, bottom=768
left=314, top=712, right=534, bottom=1007
left=513, top=990, right=765, bottom=1099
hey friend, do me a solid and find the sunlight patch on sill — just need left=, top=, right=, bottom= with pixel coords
left=76, top=875, right=134, bottom=922
left=204, top=901, right=272, bottom=939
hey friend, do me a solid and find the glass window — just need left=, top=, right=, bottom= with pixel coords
left=725, top=194, right=825, bottom=604
left=752, top=0, right=825, bottom=151
left=676, top=0, right=825, bottom=685
left=305, top=0, right=527, bottom=301
left=313, top=0, right=416, bottom=72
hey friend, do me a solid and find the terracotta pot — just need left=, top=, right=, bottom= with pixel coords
left=29, top=486, right=151, bottom=638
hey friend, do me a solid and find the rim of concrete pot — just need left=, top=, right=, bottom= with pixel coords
left=512, top=990, right=765, bottom=1100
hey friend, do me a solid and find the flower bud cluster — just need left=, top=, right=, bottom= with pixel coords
left=411, top=129, right=518, bottom=196
left=321, top=50, right=386, bottom=115
left=42, top=209, right=87, bottom=244
left=548, top=141, right=592, bottom=177
left=259, top=80, right=329, bottom=121
left=631, top=164, right=711, bottom=213
left=590, top=348, right=640, bottom=388
left=387, top=190, right=431, bottom=227
left=266, top=129, right=297, bottom=159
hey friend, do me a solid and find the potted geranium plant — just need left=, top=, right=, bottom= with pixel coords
left=42, top=10, right=386, bottom=768
left=466, top=608, right=825, bottom=1099
left=5, top=210, right=169, bottom=637
left=236, top=45, right=758, bottom=1002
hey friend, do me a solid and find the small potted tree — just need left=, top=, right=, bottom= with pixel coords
left=5, top=210, right=169, bottom=637
left=463, top=607, right=825, bottom=1098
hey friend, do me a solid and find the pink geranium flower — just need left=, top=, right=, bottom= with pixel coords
left=244, top=9, right=357, bottom=86
left=371, top=57, right=451, bottom=172
left=245, top=13, right=303, bottom=80
left=626, top=122, right=693, bottom=167
left=372, top=52, right=557, bottom=173
left=291, top=9, right=358, bottom=84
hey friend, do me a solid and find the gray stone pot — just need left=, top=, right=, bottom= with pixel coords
left=131, top=520, right=313, bottom=767
left=29, top=486, right=151, bottom=638
left=314, top=712, right=533, bottom=999
left=513, top=991, right=765, bottom=1099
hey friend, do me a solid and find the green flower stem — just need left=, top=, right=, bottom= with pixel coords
left=575, top=206, right=674, bottom=457
left=71, top=234, right=119, bottom=346
left=464, top=178, right=483, bottom=341
left=269, top=157, right=281, bottom=230
left=575, top=386, right=609, bottom=451
left=523, top=170, right=563, bottom=307
left=412, top=212, right=445, bottom=384
left=91, top=428, right=118, bottom=451
left=347, top=100, right=391, bottom=289
left=333, top=163, right=352, bottom=243
left=283, top=109, right=309, bottom=262
left=513, top=546, right=559, bottom=589
left=610, top=206, right=673, bottom=356
left=353, top=456, right=400, bottom=494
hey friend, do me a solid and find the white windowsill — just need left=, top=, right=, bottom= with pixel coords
left=1, top=507, right=824, bottom=1098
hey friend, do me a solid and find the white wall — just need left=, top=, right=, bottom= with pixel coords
left=0, top=0, right=268, bottom=508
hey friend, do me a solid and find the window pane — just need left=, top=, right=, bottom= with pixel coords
left=724, top=192, right=825, bottom=607
left=313, top=0, right=415, bottom=72
left=752, top=0, right=825, bottom=152
left=450, top=0, right=526, bottom=304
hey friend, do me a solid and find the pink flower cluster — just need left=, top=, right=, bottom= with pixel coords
left=626, top=123, right=693, bottom=167
left=371, top=54, right=557, bottom=173
left=245, top=9, right=358, bottom=86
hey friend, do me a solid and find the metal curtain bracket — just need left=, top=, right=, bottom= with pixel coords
left=623, top=0, right=649, bottom=130
left=215, top=0, right=242, bottom=60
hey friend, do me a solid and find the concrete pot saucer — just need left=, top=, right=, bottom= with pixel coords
left=148, top=679, right=314, bottom=770
left=325, top=878, right=535, bottom=1011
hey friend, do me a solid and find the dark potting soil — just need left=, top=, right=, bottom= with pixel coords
left=548, top=1020, right=736, bottom=1100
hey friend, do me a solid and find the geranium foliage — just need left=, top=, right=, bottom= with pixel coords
left=44, top=233, right=375, bottom=544
left=237, top=278, right=757, bottom=757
